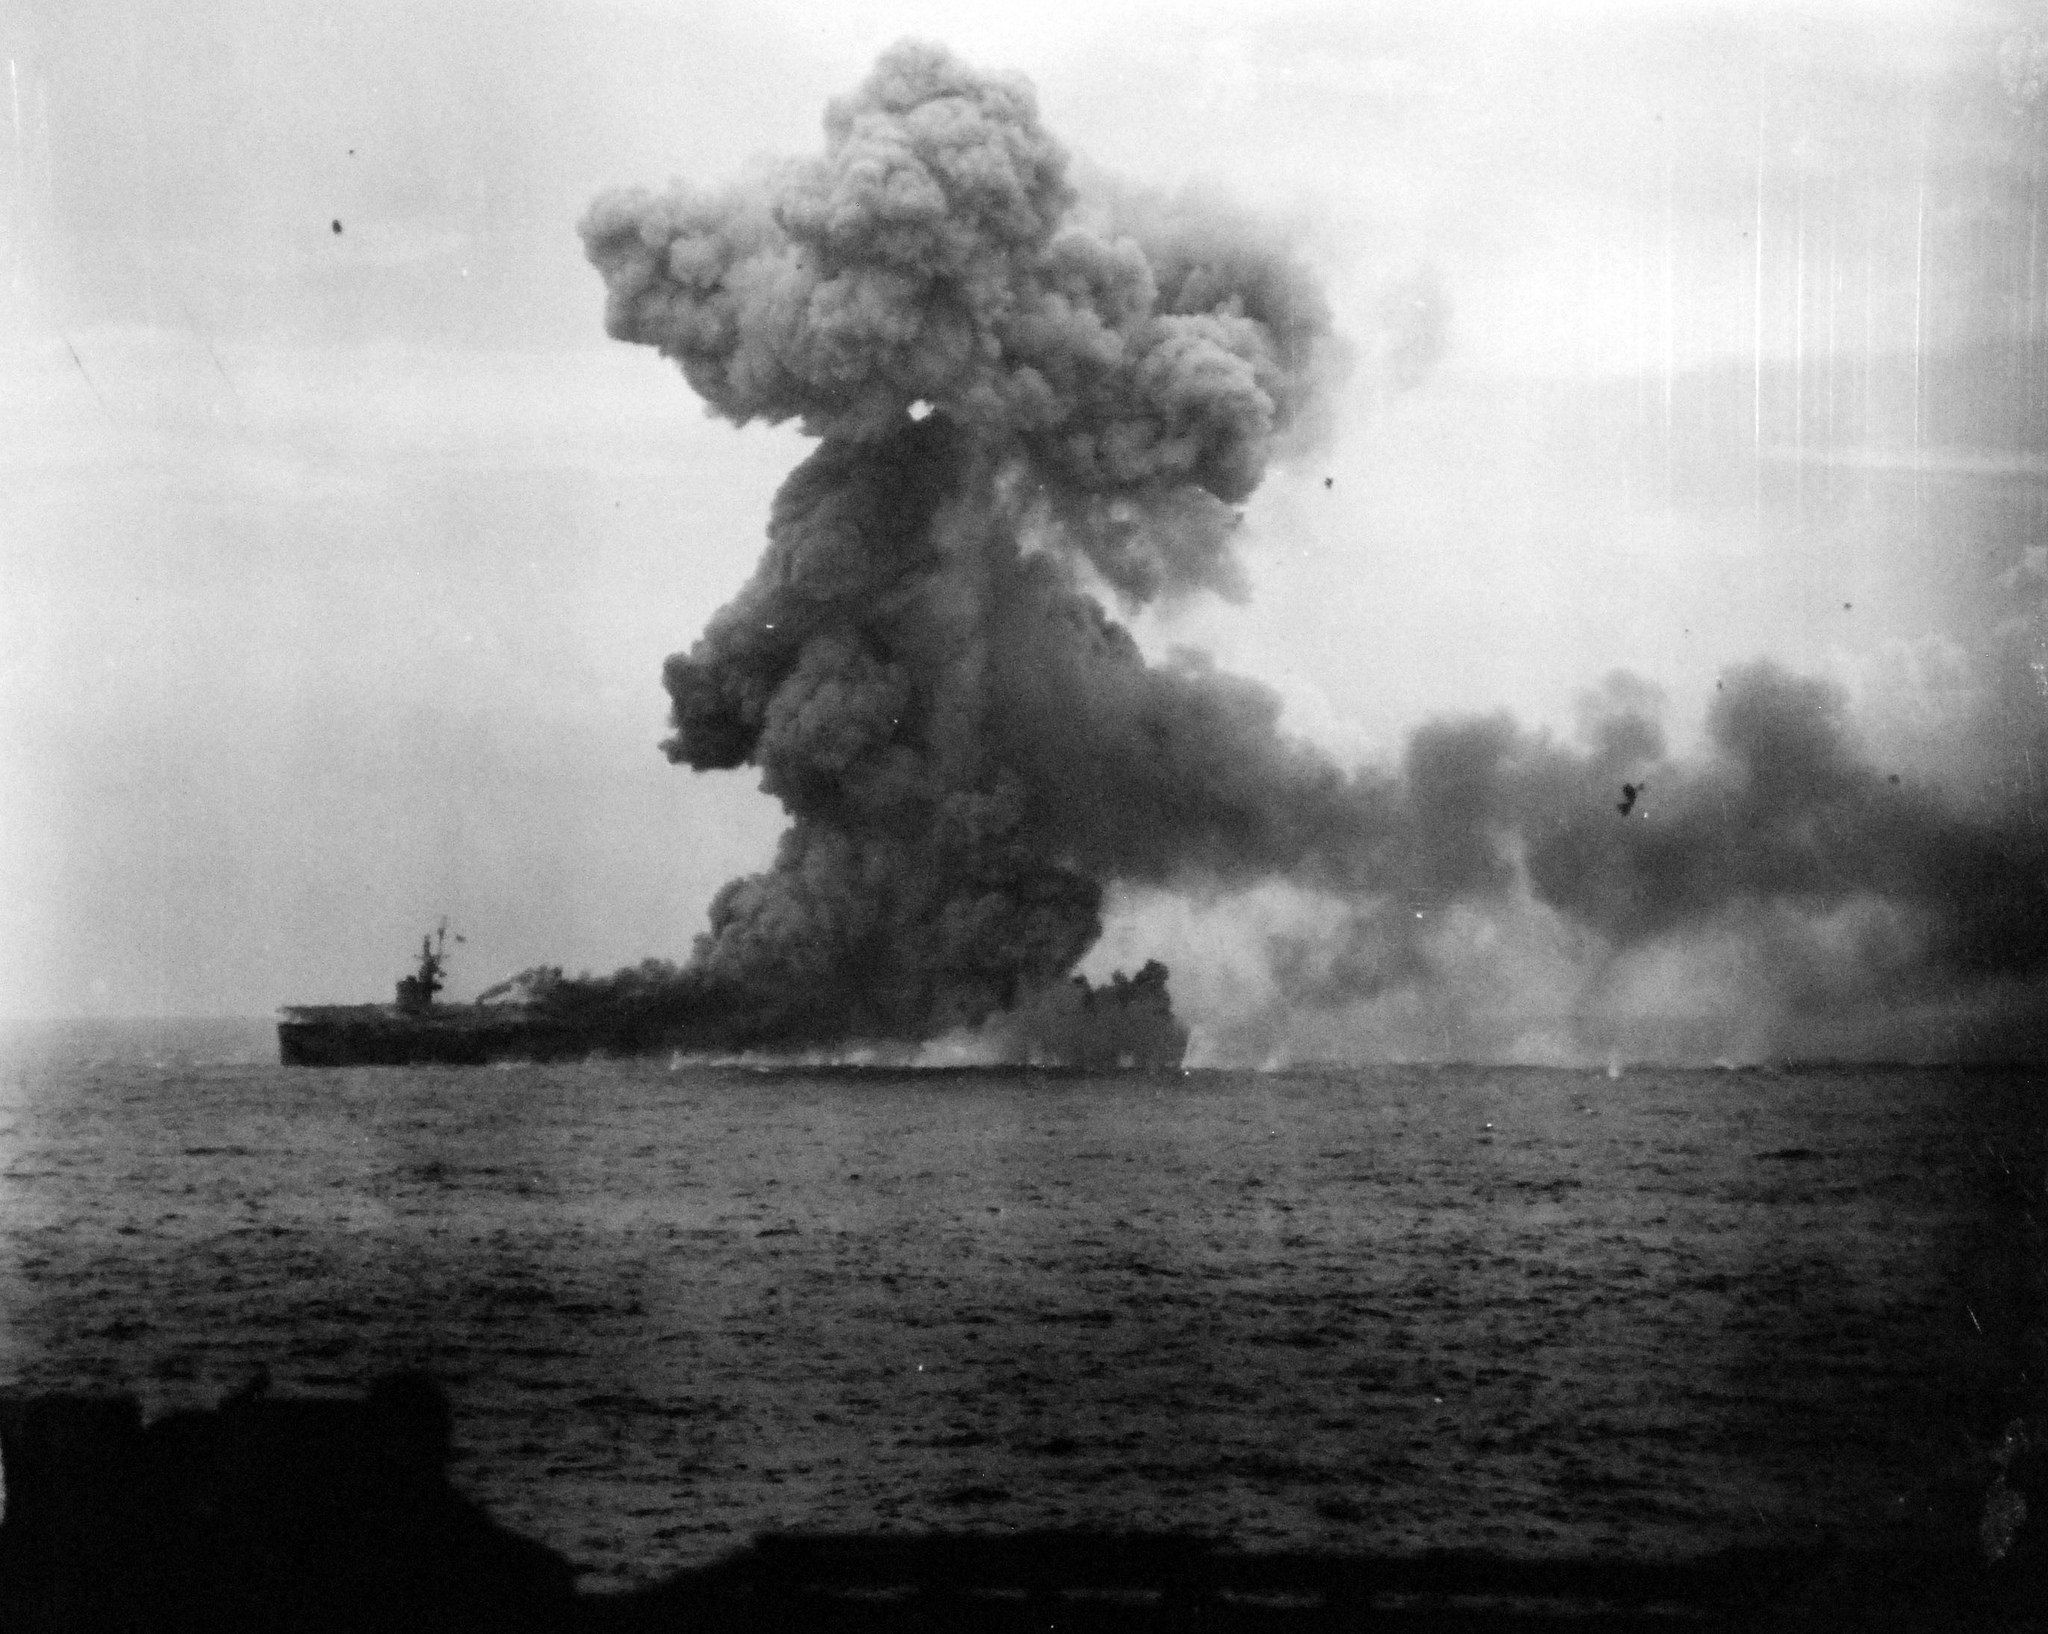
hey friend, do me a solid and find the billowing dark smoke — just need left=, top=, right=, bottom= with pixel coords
left=1195, top=658, right=2048, bottom=1064
left=582, top=42, right=2048, bottom=1063
left=1526, top=669, right=2048, bottom=978
left=580, top=41, right=1348, bottom=1049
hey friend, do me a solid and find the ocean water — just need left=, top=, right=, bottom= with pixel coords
left=0, top=1018, right=2040, bottom=1592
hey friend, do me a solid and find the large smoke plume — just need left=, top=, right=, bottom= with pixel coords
left=582, top=42, right=2048, bottom=1064
left=580, top=41, right=1346, bottom=1050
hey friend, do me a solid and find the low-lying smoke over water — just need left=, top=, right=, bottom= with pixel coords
left=571, top=41, right=2047, bottom=1069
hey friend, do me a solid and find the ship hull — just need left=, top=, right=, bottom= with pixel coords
left=274, top=1007, right=1187, bottom=1070
left=275, top=1008, right=616, bottom=1067
left=278, top=1018, right=493, bottom=1066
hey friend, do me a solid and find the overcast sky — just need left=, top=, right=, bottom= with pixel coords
left=4, top=0, right=2045, bottom=1024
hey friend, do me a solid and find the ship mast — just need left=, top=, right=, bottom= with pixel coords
left=395, top=919, right=454, bottom=1015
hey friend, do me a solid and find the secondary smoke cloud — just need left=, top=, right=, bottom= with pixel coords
left=584, top=41, right=2048, bottom=1063
left=1221, top=657, right=2048, bottom=1064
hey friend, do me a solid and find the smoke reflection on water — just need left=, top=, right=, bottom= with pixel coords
left=0, top=1021, right=2039, bottom=1592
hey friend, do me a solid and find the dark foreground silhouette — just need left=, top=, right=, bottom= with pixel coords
left=2, top=1378, right=2043, bottom=1632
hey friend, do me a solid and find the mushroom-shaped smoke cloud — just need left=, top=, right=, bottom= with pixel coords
left=580, top=41, right=1349, bottom=1049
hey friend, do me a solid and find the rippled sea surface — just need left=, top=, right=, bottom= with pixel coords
left=0, top=1019, right=2040, bottom=1591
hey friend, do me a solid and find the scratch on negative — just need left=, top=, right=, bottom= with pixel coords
left=62, top=335, right=112, bottom=419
